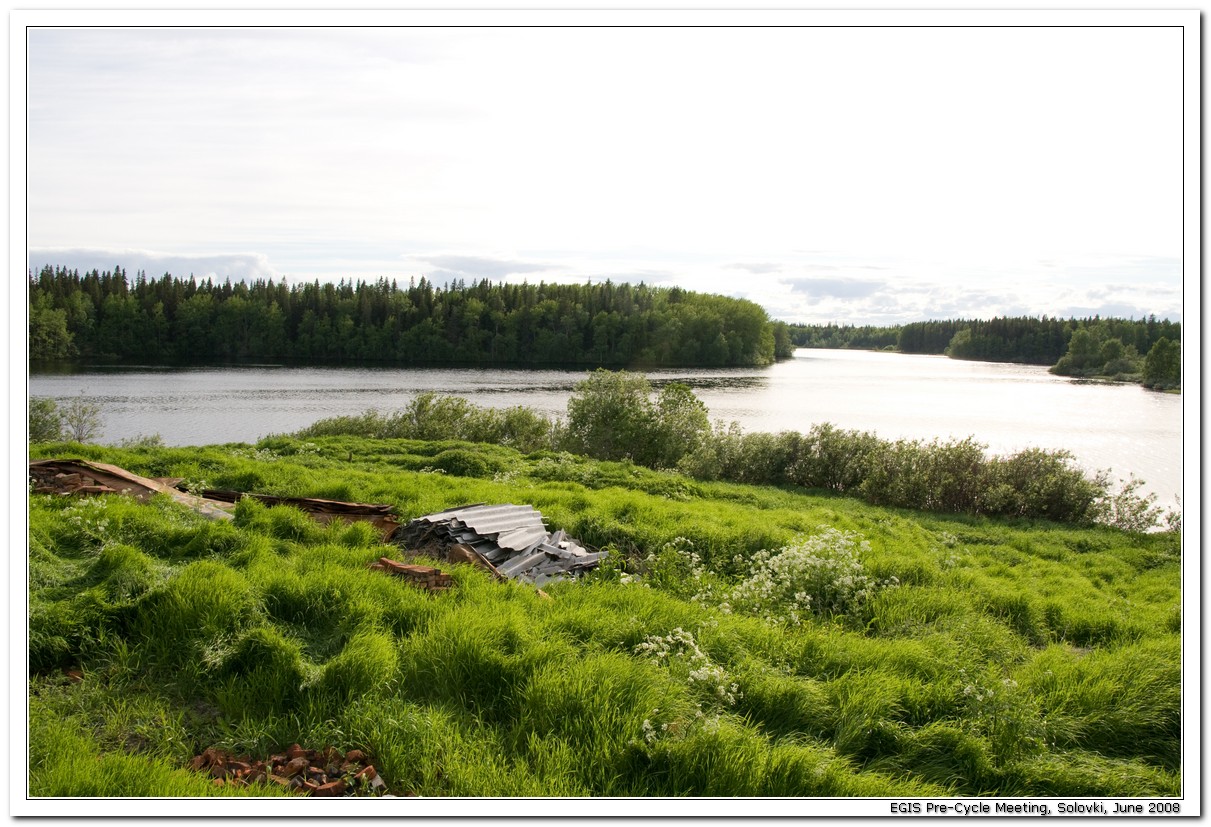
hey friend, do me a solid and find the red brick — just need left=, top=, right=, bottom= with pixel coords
left=312, top=779, right=348, bottom=797
left=283, top=756, right=309, bottom=778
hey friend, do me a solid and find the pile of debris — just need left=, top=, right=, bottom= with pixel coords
left=392, top=503, right=605, bottom=586
left=31, top=460, right=605, bottom=589
left=189, top=744, right=391, bottom=797
left=29, top=458, right=235, bottom=521
left=367, top=557, right=453, bottom=593
left=30, top=459, right=404, bottom=537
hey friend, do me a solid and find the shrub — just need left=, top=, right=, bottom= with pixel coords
left=563, top=370, right=657, bottom=463
left=983, top=449, right=1104, bottom=523
left=29, top=397, right=63, bottom=442
left=60, top=393, right=104, bottom=443
left=787, top=423, right=881, bottom=492
left=564, top=371, right=708, bottom=468
left=292, top=394, right=557, bottom=452
left=429, top=448, right=499, bottom=478
left=1090, top=475, right=1166, bottom=533
left=860, top=437, right=987, bottom=514
left=731, top=527, right=898, bottom=626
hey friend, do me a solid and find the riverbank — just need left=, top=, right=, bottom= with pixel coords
left=28, top=351, right=1183, bottom=512
left=27, top=436, right=1182, bottom=801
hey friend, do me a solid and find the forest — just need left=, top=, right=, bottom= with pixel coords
left=790, top=315, right=1182, bottom=390
left=27, top=266, right=794, bottom=368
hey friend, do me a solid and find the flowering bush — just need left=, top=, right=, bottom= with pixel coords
left=631, top=626, right=739, bottom=748
left=634, top=626, right=741, bottom=707
left=731, top=527, right=897, bottom=626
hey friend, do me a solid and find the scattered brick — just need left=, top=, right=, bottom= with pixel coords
left=282, top=757, right=309, bottom=778
left=368, top=557, right=456, bottom=593
left=314, top=779, right=348, bottom=797
left=189, top=744, right=388, bottom=797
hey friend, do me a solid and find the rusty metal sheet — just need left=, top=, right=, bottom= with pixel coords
left=29, top=459, right=235, bottom=521
left=192, top=488, right=402, bottom=538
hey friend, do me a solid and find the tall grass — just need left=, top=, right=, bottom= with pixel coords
left=26, top=438, right=1182, bottom=797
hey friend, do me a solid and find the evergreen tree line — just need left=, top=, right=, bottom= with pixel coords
left=786, top=323, right=900, bottom=350
left=28, top=266, right=795, bottom=368
left=789, top=315, right=1181, bottom=389
left=899, top=315, right=1180, bottom=368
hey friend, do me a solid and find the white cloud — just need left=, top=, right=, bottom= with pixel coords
left=27, top=248, right=278, bottom=282
left=23, top=22, right=1187, bottom=325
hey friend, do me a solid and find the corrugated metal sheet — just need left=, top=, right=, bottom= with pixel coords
left=393, top=503, right=604, bottom=585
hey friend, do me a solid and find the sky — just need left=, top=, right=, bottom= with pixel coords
left=24, top=20, right=1190, bottom=326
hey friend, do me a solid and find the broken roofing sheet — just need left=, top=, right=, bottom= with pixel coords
left=194, top=487, right=402, bottom=538
left=29, top=458, right=236, bottom=521
left=392, top=503, right=605, bottom=587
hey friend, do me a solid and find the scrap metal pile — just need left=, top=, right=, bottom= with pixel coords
left=391, top=503, right=605, bottom=586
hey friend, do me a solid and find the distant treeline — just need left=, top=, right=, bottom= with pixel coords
left=786, top=323, right=900, bottom=351
left=28, top=266, right=794, bottom=368
left=788, top=315, right=1181, bottom=389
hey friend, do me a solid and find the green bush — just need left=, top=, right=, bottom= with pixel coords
left=983, top=449, right=1103, bottom=523
left=430, top=448, right=500, bottom=478
left=29, top=397, right=63, bottom=442
left=788, top=423, right=882, bottom=492
left=564, top=371, right=708, bottom=468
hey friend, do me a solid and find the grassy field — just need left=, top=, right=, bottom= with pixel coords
left=26, top=435, right=1183, bottom=798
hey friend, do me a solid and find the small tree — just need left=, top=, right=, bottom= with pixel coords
left=61, top=393, right=103, bottom=443
left=563, top=370, right=654, bottom=462
left=563, top=371, right=712, bottom=468
left=1143, top=337, right=1180, bottom=389
left=647, top=382, right=710, bottom=469
left=28, top=397, right=63, bottom=442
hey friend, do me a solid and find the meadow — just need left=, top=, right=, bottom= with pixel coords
left=27, top=434, right=1182, bottom=798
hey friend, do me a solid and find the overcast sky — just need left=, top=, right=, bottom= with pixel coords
left=25, top=21, right=1189, bottom=325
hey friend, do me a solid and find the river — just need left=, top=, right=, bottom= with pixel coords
left=27, top=349, right=1184, bottom=509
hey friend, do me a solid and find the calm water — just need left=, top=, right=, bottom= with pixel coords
left=28, top=349, right=1184, bottom=508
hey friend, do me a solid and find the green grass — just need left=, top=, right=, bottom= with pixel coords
left=26, top=436, right=1183, bottom=797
